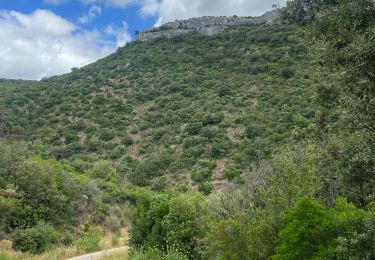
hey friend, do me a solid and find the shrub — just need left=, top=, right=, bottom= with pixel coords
left=202, top=113, right=224, bottom=126
left=191, top=168, right=213, bottom=183
left=185, top=122, right=203, bottom=135
left=218, top=87, right=231, bottom=97
left=105, top=216, right=122, bottom=234
left=198, top=182, right=214, bottom=195
left=200, top=126, right=219, bottom=139
left=77, top=226, right=103, bottom=252
left=61, top=231, right=74, bottom=246
left=245, top=124, right=261, bottom=139
left=12, top=222, right=58, bottom=254
left=122, top=136, right=134, bottom=146
left=163, top=193, right=209, bottom=258
left=205, top=218, right=251, bottom=260
left=225, top=168, right=241, bottom=180
left=64, top=131, right=79, bottom=144
left=99, top=128, right=115, bottom=141
left=280, top=68, right=295, bottom=79
left=91, top=160, right=117, bottom=180
left=274, top=197, right=371, bottom=260
left=110, top=145, right=127, bottom=159
left=211, top=140, right=230, bottom=158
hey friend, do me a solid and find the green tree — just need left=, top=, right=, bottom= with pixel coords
left=163, top=193, right=209, bottom=258
left=274, top=197, right=373, bottom=259
left=273, top=198, right=335, bottom=259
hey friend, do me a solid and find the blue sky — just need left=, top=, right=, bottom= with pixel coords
left=0, top=0, right=155, bottom=38
left=0, top=0, right=286, bottom=80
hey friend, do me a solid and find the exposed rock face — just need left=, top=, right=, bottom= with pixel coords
left=136, top=9, right=280, bottom=41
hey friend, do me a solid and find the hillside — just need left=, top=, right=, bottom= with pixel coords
left=0, top=23, right=319, bottom=189
left=1, top=1, right=375, bottom=259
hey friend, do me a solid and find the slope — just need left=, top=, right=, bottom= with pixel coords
left=0, top=23, right=320, bottom=189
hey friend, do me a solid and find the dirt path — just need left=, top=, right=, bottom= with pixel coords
left=66, top=246, right=129, bottom=260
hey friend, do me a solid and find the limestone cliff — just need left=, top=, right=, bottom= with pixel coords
left=136, top=9, right=280, bottom=41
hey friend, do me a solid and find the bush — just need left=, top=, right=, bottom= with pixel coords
left=77, top=226, right=103, bottom=252
left=110, top=145, right=127, bottom=159
left=163, top=193, right=209, bottom=258
left=218, top=86, right=231, bottom=97
left=91, top=160, right=117, bottom=180
left=12, top=222, right=58, bottom=254
left=185, top=122, right=203, bottom=135
left=225, top=167, right=241, bottom=180
left=245, top=123, right=261, bottom=139
left=280, top=68, right=295, bottom=79
left=104, top=216, right=122, bottom=234
left=274, top=197, right=371, bottom=260
left=122, top=136, right=134, bottom=146
left=99, top=128, right=115, bottom=141
left=198, top=182, right=214, bottom=195
left=191, top=168, right=213, bottom=183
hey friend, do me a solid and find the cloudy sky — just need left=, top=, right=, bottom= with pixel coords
left=0, top=0, right=286, bottom=80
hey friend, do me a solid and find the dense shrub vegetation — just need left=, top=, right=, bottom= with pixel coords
left=0, top=23, right=318, bottom=189
left=0, top=0, right=374, bottom=258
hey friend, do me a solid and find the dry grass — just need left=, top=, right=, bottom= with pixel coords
left=97, top=248, right=129, bottom=260
left=0, top=228, right=130, bottom=260
left=0, top=246, right=80, bottom=260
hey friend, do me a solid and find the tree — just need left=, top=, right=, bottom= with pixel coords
left=281, top=0, right=339, bottom=25
left=274, top=197, right=373, bottom=259
left=129, top=191, right=209, bottom=259
left=283, top=0, right=375, bottom=207
left=163, top=193, right=209, bottom=258
left=273, top=197, right=336, bottom=259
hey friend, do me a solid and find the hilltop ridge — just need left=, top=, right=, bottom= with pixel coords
left=136, top=9, right=280, bottom=41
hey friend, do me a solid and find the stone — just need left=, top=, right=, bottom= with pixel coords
left=136, top=9, right=280, bottom=42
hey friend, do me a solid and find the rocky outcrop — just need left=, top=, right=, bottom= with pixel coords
left=136, top=9, right=280, bottom=41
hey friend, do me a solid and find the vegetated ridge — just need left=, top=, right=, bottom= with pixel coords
left=0, top=21, right=317, bottom=190
left=1, top=1, right=374, bottom=258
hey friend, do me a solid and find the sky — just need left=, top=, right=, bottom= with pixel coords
left=0, top=0, right=286, bottom=80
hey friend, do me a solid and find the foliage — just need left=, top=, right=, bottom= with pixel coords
left=274, top=197, right=373, bottom=259
left=163, top=193, right=209, bottom=258
left=0, top=3, right=374, bottom=258
left=205, top=147, right=322, bottom=259
left=129, top=190, right=209, bottom=259
left=76, top=226, right=103, bottom=252
left=12, top=222, right=58, bottom=254
left=0, top=141, right=107, bottom=255
left=283, top=0, right=375, bottom=208
left=281, top=0, right=339, bottom=25
left=0, top=23, right=318, bottom=188
left=0, top=251, right=13, bottom=260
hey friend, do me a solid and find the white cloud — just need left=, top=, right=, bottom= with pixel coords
left=105, top=21, right=132, bottom=47
left=0, top=9, right=131, bottom=80
left=139, top=0, right=286, bottom=25
left=43, top=0, right=66, bottom=4
left=139, top=0, right=160, bottom=17
left=79, top=5, right=102, bottom=24
left=81, top=0, right=138, bottom=8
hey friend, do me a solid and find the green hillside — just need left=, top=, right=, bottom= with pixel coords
left=0, top=1, right=374, bottom=259
left=0, top=24, right=319, bottom=189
